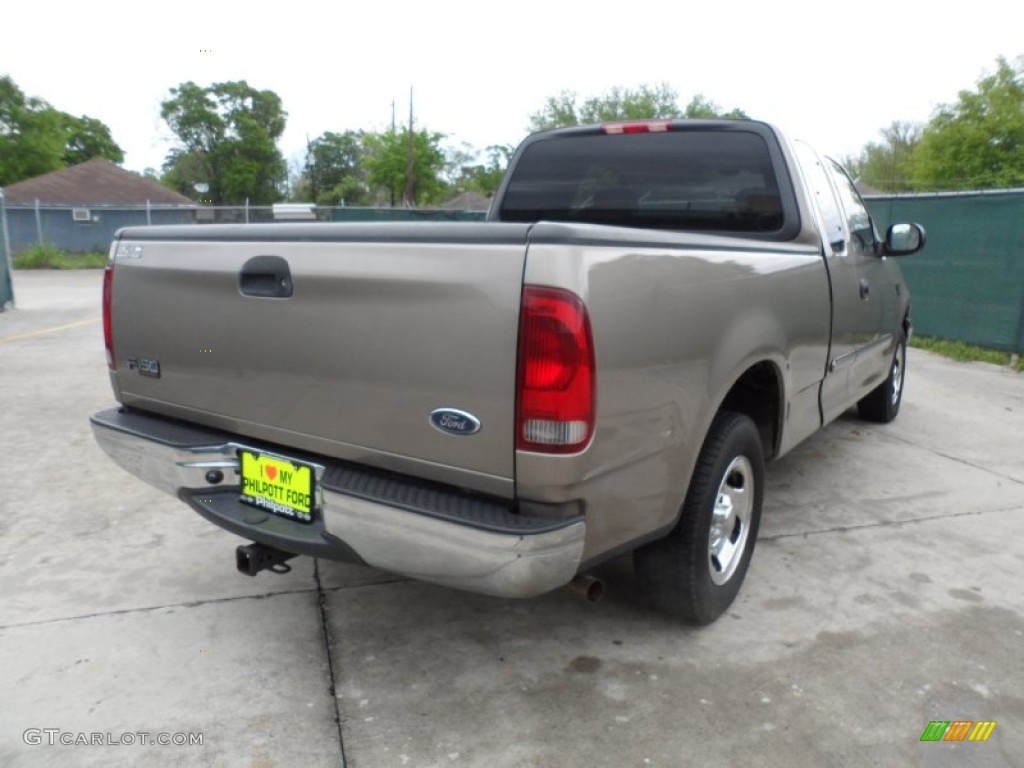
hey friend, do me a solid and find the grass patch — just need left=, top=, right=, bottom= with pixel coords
left=13, top=244, right=108, bottom=269
left=910, top=335, right=1021, bottom=371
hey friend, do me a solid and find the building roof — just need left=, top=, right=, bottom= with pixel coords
left=2, top=158, right=193, bottom=205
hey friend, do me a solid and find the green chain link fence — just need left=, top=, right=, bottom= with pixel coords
left=866, top=190, right=1024, bottom=352
left=331, top=208, right=486, bottom=223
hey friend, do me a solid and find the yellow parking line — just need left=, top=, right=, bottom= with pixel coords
left=0, top=316, right=101, bottom=344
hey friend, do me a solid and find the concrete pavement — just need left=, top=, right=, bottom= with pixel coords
left=1, top=270, right=1021, bottom=767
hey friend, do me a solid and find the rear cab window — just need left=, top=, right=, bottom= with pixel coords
left=793, top=141, right=880, bottom=256
left=793, top=141, right=845, bottom=248
left=827, top=159, right=879, bottom=256
left=496, top=122, right=800, bottom=240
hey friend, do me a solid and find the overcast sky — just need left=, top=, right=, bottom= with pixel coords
left=4, top=0, right=1021, bottom=175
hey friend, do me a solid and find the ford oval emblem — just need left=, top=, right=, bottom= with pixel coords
left=430, top=408, right=481, bottom=436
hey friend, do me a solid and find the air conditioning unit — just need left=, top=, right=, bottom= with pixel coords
left=72, top=208, right=91, bottom=222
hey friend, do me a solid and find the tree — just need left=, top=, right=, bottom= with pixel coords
left=445, top=143, right=513, bottom=198
left=682, top=94, right=748, bottom=120
left=160, top=80, right=287, bottom=204
left=0, top=77, right=64, bottom=185
left=845, top=121, right=922, bottom=192
left=912, top=57, right=1024, bottom=190
left=62, top=114, right=124, bottom=165
left=363, top=128, right=447, bottom=206
left=0, top=76, right=124, bottom=185
left=301, top=130, right=370, bottom=206
left=528, top=83, right=747, bottom=132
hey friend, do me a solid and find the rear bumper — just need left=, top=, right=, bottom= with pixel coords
left=90, top=408, right=585, bottom=598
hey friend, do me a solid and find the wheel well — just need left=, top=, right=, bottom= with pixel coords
left=718, top=362, right=782, bottom=460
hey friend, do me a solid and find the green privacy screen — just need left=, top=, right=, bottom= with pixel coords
left=866, top=191, right=1024, bottom=352
left=0, top=254, right=10, bottom=309
left=0, top=191, right=14, bottom=309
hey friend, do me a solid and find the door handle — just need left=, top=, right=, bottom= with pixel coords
left=239, top=255, right=293, bottom=298
left=859, top=279, right=870, bottom=300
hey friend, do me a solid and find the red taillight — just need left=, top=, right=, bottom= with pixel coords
left=601, top=120, right=670, bottom=135
left=516, top=286, right=595, bottom=454
left=102, top=264, right=114, bottom=369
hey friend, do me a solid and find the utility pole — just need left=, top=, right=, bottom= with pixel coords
left=402, top=87, right=415, bottom=208
left=390, top=100, right=396, bottom=207
left=306, top=134, right=316, bottom=203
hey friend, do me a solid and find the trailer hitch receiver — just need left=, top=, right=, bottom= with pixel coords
left=236, top=542, right=297, bottom=576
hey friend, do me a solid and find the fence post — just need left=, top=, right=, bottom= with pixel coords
left=146, top=199, right=152, bottom=226
left=0, top=188, right=14, bottom=309
left=34, top=198, right=43, bottom=246
left=245, top=198, right=250, bottom=223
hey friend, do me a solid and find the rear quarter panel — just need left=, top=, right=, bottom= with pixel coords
left=517, top=223, right=830, bottom=562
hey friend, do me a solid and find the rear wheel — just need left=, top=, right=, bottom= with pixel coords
left=858, top=335, right=906, bottom=423
left=635, top=411, right=765, bottom=625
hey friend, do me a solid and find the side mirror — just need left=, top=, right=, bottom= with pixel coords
left=884, top=222, right=926, bottom=256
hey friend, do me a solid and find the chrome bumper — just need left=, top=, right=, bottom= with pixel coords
left=90, top=409, right=585, bottom=598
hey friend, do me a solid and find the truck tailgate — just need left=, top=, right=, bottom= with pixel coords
left=108, top=223, right=531, bottom=496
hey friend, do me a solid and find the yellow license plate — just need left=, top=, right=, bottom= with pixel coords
left=238, top=449, right=316, bottom=524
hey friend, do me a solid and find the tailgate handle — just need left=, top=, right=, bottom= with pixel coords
left=239, top=255, right=294, bottom=298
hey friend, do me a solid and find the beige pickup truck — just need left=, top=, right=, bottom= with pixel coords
left=91, top=120, right=924, bottom=624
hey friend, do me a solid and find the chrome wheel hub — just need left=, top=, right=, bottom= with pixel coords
left=708, top=456, right=754, bottom=585
left=891, top=346, right=904, bottom=406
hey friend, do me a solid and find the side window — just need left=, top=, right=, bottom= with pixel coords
left=793, top=141, right=844, bottom=248
left=827, top=159, right=877, bottom=256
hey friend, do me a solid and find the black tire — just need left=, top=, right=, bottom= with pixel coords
left=857, top=335, right=906, bottom=423
left=634, top=411, right=765, bottom=625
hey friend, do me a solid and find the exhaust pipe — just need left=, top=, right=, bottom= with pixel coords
left=236, top=542, right=297, bottom=576
left=567, top=573, right=605, bottom=603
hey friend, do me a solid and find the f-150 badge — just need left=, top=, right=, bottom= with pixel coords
left=127, top=355, right=161, bottom=378
left=430, top=408, right=481, bottom=436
